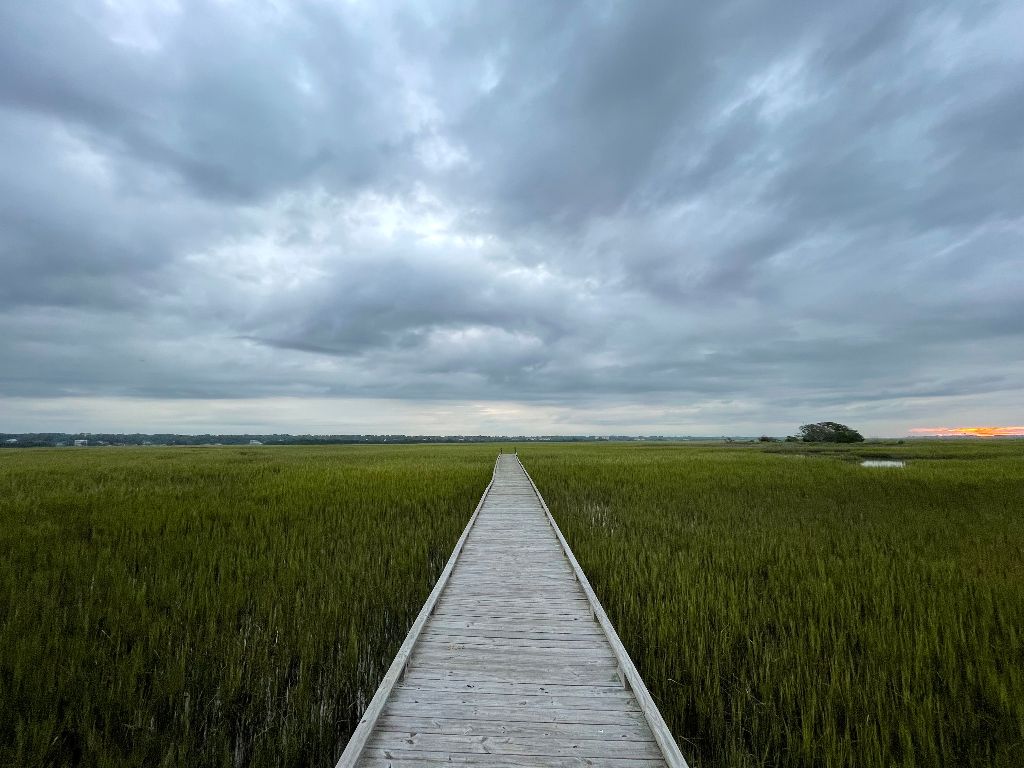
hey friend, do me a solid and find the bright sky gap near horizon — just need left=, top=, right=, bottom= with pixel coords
left=1, top=2, right=1021, bottom=437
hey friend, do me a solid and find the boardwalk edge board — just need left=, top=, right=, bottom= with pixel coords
left=517, top=455, right=691, bottom=768
left=334, top=459, right=499, bottom=768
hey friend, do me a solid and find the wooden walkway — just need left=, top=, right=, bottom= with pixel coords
left=336, top=453, right=689, bottom=768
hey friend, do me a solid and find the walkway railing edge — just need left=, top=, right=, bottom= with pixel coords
left=333, top=456, right=500, bottom=768
left=517, top=455, right=692, bottom=768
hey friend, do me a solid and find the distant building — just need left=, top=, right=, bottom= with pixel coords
left=249, top=439, right=263, bottom=445
left=4, top=438, right=16, bottom=444
left=74, top=439, right=88, bottom=447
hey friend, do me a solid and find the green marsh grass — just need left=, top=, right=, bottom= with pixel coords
left=0, top=445, right=494, bottom=767
left=525, top=440, right=1024, bottom=767
left=3, top=440, right=1021, bottom=767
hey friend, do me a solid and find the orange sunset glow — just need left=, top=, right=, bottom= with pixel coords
left=910, top=426, right=1024, bottom=437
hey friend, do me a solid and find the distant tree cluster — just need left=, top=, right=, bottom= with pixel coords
left=796, top=422, right=864, bottom=443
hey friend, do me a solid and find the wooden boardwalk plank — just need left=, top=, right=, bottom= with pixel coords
left=360, top=755, right=665, bottom=768
left=336, top=454, right=689, bottom=768
left=389, top=688, right=642, bottom=710
left=382, top=702, right=651, bottom=726
left=374, top=717, right=656, bottom=742
left=364, top=732, right=663, bottom=759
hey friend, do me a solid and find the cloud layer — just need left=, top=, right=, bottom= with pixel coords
left=1, top=0, right=1022, bottom=434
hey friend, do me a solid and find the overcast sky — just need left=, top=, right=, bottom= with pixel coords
left=1, top=1, right=1021, bottom=436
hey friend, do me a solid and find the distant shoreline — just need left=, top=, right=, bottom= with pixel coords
left=3, top=433, right=1021, bottom=448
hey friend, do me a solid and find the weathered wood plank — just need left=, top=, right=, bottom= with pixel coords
left=414, top=642, right=615, bottom=657
left=388, top=689, right=642, bottom=712
left=419, top=629, right=606, bottom=644
left=375, top=716, right=655, bottom=742
left=428, top=615, right=596, bottom=624
left=395, top=682, right=638, bottom=699
left=419, top=626, right=602, bottom=638
left=383, top=701, right=651, bottom=726
left=407, top=665, right=617, bottom=684
left=365, top=732, right=664, bottom=759
left=403, top=668, right=621, bottom=687
left=360, top=753, right=665, bottom=767
left=410, top=647, right=608, bottom=662
left=425, top=621, right=605, bottom=636
left=434, top=601, right=591, bottom=613
left=415, top=642, right=614, bottom=658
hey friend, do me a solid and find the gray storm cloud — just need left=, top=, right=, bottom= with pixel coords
left=0, top=0, right=1021, bottom=434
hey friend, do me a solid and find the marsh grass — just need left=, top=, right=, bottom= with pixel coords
left=525, top=440, right=1024, bottom=767
left=0, top=445, right=494, bottom=767
left=3, top=440, right=1021, bottom=767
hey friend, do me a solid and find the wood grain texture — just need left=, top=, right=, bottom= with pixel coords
left=335, top=453, right=690, bottom=768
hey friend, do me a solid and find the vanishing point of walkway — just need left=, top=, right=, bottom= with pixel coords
left=337, top=453, right=689, bottom=767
